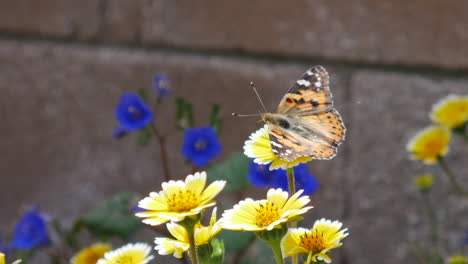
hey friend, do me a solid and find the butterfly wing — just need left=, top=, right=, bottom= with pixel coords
left=268, top=66, right=345, bottom=161
left=276, top=66, right=332, bottom=114
left=268, top=109, right=345, bottom=161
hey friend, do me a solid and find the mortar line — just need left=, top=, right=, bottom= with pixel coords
left=1, top=32, right=468, bottom=79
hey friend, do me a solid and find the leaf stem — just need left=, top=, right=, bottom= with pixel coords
left=185, top=224, right=199, bottom=264
left=422, top=193, right=438, bottom=246
left=150, top=123, right=171, bottom=181
left=438, top=157, right=468, bottom=197
left=286, top=168, right=298, bottom=264
left=266, top=239, right=284, bottom=264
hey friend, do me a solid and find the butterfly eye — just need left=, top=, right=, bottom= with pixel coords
left=277, top=118, right=290, bottom=129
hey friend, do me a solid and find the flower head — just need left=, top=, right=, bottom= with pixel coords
left=71, top=243, right=111, bottom=264
left=430, top=94, right=468, bottom=129
left=221, top=188, right=313, bottom=231
left=182, top=126, right=222, bottom=167
left=136, top=171, right=226, bottom=226
left=281, top=219, right=348, bottom=264
left=448, top=255, right=468, bottom=264
left=155, top=208, right=222, bottom=258
left=11, top=206, right=50, bottom=250
left=248, top=162, right=319, bottom=196
left=96, top=243, right=153, bottom=264
left=414, top=174, right=433, bottom=193
left=115, top=92, right=154, bottom=131
left=406, top=126, right=451, bottom=164
left=244, top=125, right=313, bottom=170
left=153, top=73, right=171, bottom=100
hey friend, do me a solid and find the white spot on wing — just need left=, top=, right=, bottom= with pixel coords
left=306, top=70, right=313, bottom=75
left=297, top=79, right=311, bottom=87
left=315, top=82, right=321, bottom=87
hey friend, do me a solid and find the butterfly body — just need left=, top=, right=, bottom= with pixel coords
left=263, top=66, right=346, bottom=162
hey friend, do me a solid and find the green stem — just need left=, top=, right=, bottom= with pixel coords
left=438, top=157, right=468, bottom=197
left=266, top=239, right=284, bottom=264
left=286, top=168, right=298, bottom=264
left=422, top=193, right=438, bottom=247
left=185, top=225, right=199, bottom=264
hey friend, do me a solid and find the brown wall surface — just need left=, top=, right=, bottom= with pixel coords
left=0, top=1, right=467, bottom=264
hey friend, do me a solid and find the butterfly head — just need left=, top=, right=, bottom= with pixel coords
left=262, top=113, right=291, bottom=130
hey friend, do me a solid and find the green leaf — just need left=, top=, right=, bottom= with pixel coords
left=210, top=104, right=222, bottom=133
left=82, top=192, right=142, bottom=240
left=176, top=97, right=194, bottom=130
left=136, top=126, right=153, bottom=146
left=210, top=238, right=225, bottom=264
left=138, top=88, right=149, bottom=103
left=206, top=151, right=250, bottom=193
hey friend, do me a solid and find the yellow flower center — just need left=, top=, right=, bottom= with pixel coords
left=167, top=190, right=201, bottom=212
left=114, top=255, right=136, bottom=264
left=255, top=202, right=280, bottom=227
left=300, top=232, right=327, bottom=252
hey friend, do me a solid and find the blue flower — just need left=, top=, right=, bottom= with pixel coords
left=115, top=92, right=154, bottom=131
left=247, top=161, right=284, bottom=187
left=11, top=206, right=50, bottom=250
left=247, top=162, right=319, bottom=196
left=153, top=73, right=171, bottom=100
left=182, top=126, right=222, bottom=167
left=464, top=230, right=468, bottom=246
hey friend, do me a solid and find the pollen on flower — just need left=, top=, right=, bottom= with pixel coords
left=255, top=202, right=281, bottom=227
left=166, top=190, right=201, bottom=212
left=300, top=232, right=327, bottom=252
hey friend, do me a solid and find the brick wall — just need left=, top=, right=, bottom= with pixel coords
left=0, top=1, right=467, bottom=264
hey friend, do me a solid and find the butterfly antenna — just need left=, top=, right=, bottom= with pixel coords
left=250, top=82, right=268, bottom=113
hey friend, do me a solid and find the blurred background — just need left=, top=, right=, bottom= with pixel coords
left=0, top=1, right=467, bottom=263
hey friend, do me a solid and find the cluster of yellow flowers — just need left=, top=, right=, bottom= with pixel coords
left=132, top=171, right=347, bottom=264
left=407, top=94, right=468, bottom=164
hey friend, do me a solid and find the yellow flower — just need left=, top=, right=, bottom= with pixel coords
left=155, top=208, right=223, bottom=258
left=71, top=243, right=111, bottom=264
left=244, top=125, right=313, bottom=170
left=0, top=253, right=21, bottom=264
left=430, top=94, right=468, bottom=129
left=281, top=219, right=348, bottom=264
left=136, top=171, right=226, bottom=226
left=221, top=188, right=313, bottom=231
left=414, top=174, right=433, bottom=193
left=448, top=255, right=468, bottom=264
left=406, top=126, right=451, bottom=164
left=96, top=243, right=153, bottom=264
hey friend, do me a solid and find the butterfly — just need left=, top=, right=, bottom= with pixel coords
left=261, top=66, right=346, bottom=161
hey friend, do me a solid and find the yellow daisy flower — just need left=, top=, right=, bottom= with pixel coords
left=448, top=255, right=468, bottom=264
left=430, top=94, right=468, bottom=129
left=221, top=188, right=313, bottom=231
left=136, top=171, right=226, bottom=226
left=281, top=219, right=348, bottom=264
left=96, top=243, right=153, bottom=264
left=244, top=125, right=313, bottom=170
left=406, top=126, right=451, bottom=164
left=155, top=208, right=223, bottom=258
left=71, top=243, right=111, bottom=264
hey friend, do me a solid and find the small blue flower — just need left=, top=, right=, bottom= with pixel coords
left=115, top=92, right=154, bottom=131
left=131, top=205, right=147, bottom=214
left=11, top=206, right=50, bottom=250
left=182, top=126, right=222, bottom=167
left=153, top=73, right=171, bottom=100
left=247, top=162, right=319, bottom=196
left=247, top=161, right=284, bottom=187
